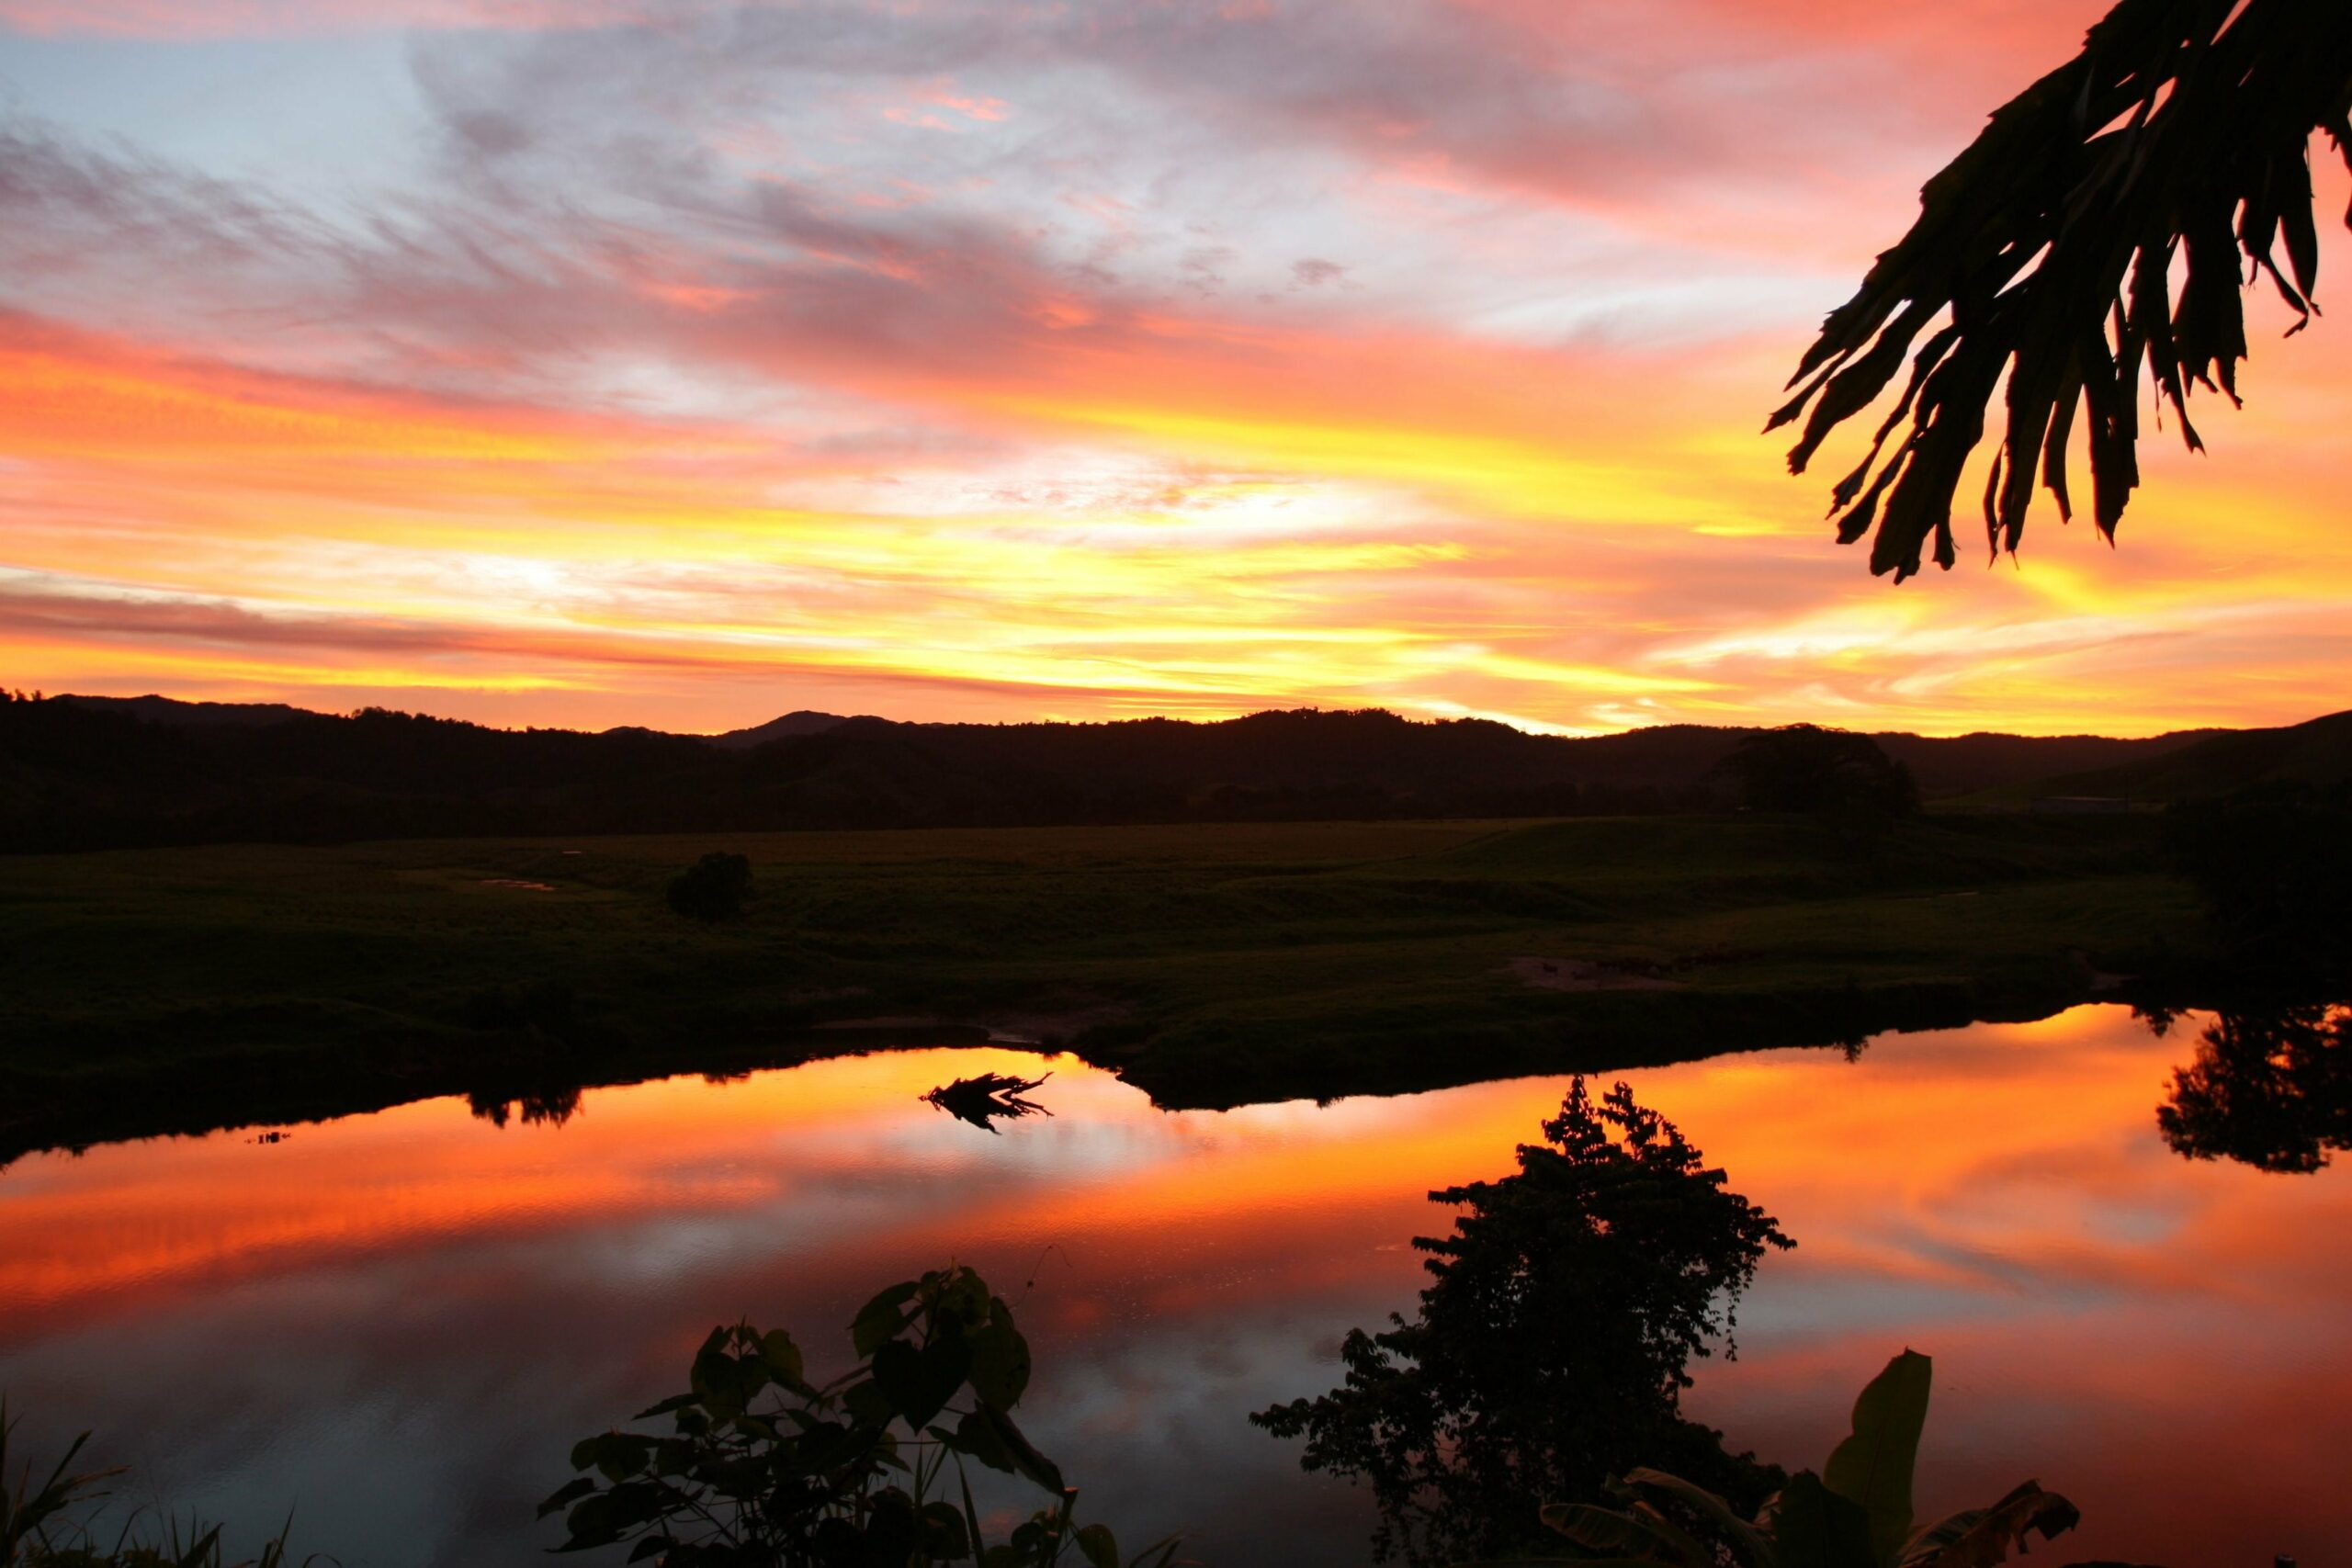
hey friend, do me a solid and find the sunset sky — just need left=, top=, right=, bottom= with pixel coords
left=4, top=0, right=2348, bottom=737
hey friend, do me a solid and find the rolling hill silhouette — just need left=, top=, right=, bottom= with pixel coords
left=2008, top=709, right=2352, bottom=802
left=2, top=693, right=2333, bottom=852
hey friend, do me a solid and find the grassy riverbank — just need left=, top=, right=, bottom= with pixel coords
left=0, top=813, right=2208, bottom=1156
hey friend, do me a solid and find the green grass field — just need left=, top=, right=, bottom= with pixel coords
left=0, top=813, right=2209, bottom=1155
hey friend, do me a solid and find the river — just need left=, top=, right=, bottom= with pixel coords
left=3, top=1003, right=2346, bottom=1565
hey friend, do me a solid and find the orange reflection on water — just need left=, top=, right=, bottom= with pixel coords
left=3, top=1007, right=2348, bottom=1565
left=0, top=1052, right=1047, bottom=1325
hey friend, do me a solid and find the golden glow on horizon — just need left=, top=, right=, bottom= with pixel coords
left=10, top=301, right=2342, bottom=736
left=991, top=397, right=1734, bottom=531
left=4, top=16, right=2350, bottom=739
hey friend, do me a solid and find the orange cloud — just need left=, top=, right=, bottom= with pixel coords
left=3, top=2, right=2349, bottom=735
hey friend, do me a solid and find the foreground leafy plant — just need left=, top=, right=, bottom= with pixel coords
left=2, top=1404, right=115, bottom=1568
left=541, top=1265, right=1179, bottom=1568
left=2, top=1404, right=295, bottom=1568
left=1536, top=1351, right=2095, bottom=1568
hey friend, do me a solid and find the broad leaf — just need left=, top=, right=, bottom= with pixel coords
left=1621, top=1467, right=1777, bottom=1564
left=1541, top=1501, right=1680, bottom=1558
left=965, top=1404, right=1068, bottom=1496
left=1765, top=1471, right=1878, bottom=1568
left=1898, top=1480, right=2082, bottom=1568
left=967, top=1312, right=1034, bottom=1410
left=842, top=1377, right=895, bottom=1430
left=1824, top=1350, right=1931, bottom=1565
left=1075, top=1522, right=1119, bottom=1568
left=872, top=1336, right=972, bottom=1431
left=1540, top=1500, right=1713, bottom=1566
left=759, top=1329, right=807, bottom=1393
left=1776, top=1, right=2352, bottom=579
left=536, top=1477, right=597, bottom=1520
left=630, top=1393, right=700, bottom=1422
left=852, top=1281, right=920, bottom=1357
left=922, top=1500, right=975, bottom=1562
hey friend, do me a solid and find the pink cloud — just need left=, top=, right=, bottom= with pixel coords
left=911, top=79, right=1011, bottom=122
left=5, top=0, right=2349, bottom=737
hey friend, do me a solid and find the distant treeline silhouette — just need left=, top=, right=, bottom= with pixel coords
left=4, top=690, right=2345, bottom=852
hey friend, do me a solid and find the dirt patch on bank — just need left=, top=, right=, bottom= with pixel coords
left=1507, top=957, right=1682, bottom=992
left=973, top=995, right=1137, bottom=1047
left=804, top=991, right=1136, bottom=1051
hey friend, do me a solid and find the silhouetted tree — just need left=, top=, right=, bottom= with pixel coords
left=1718, top=724, right=1919, bottom=818
left=2165, top=783, right=2352, bottom=969
left=668, top=852, right=754, bottom=922
left=1252, top=1079, right=1792, bottom=1565
left=2160, top=1003, right=2352, bottom=1172
left=1778, top=2, right=2352, bottom=578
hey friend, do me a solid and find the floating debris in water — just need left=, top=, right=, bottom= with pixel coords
left=922, top=1072, right=1053, bottom=1134
left=481, top=879, right=557, bottom=892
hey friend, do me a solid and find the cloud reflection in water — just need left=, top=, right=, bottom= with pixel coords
left=2, top=1006, right=2348, bottom=1565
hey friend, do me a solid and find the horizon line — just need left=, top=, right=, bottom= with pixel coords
left=36, top=687, right=2338, bottom=747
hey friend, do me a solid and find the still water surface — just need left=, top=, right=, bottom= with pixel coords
left=3, top=1005, right=2347, bottom=1565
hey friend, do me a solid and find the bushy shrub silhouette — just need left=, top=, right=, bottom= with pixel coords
left=1254, top=1078, right=1792, bottom=1564
left=1718, top=725, right=1918, bottom=818
left=2165, top=783, right=2351, bottom=969
left=667, top=852, right=753, bottom=922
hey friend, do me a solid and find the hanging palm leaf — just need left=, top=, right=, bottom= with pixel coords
left=1774, top=0, right=2352, bottom=580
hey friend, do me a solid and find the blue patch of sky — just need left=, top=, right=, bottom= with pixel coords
left=0, top=30, right=433, bottom=203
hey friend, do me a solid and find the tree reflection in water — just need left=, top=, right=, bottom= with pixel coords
left=922, top=1072, right=1055, bottom=1134
left=2154, top=1002, right=2352, bottom=1174
left=467, top=1083, right=584, bottom=1129
left=1254, top=1077, right=1792, bottom=1565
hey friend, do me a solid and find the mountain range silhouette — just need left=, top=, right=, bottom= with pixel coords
left=5, top=693, right=2345, bottom=852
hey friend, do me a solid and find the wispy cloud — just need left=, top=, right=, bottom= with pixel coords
left=2, top=0, right=2346, bottom=735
